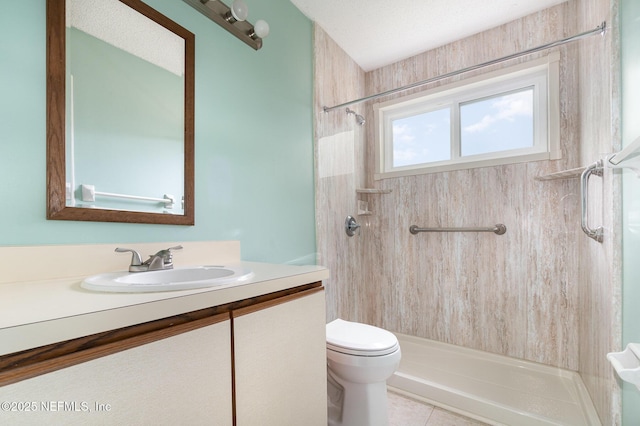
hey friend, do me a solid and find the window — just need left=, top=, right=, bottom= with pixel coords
left=375, top=54, right=560, bottom=178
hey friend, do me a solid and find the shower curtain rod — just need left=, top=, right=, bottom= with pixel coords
left=323, top=22, right=607, bottom=113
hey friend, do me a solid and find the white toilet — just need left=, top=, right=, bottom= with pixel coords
left=326, top=319, right=401, bottom=426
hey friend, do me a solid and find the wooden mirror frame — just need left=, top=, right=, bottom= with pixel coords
left=46, top=0, right=195, bottom=225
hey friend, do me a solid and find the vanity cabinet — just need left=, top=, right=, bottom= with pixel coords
left=234, top=289, right=327, bottom=425
left=0, top=316, right=232, bottom=425
left=0, top=315, right=232, bottom=425
left=0, top=283, right=326, bottom=426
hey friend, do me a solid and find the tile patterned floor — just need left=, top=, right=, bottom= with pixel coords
left=388, top=391, right=489, bottom=426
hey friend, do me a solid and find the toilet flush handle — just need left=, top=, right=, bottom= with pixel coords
left=345, top=216, right=360, bottom=237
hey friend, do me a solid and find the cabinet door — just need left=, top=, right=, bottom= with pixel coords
left=0, top=320, right=232, bottom=426
left=233, top=289, right=327, bottom=426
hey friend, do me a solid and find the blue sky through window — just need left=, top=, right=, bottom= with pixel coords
left=390, top=88, right=534, bottom=168
left=460, top=88, right=534, bottom=156
left=392, top=108, right=450, bottom=167
left=379, top=57, right=556, bottom=175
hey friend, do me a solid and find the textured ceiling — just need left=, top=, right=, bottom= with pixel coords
left=69, top=0, right=184, bottom=76
left=290, top=0, right=567, bottom=71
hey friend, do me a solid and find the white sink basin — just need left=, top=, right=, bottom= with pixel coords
left=81, top=265, right=254, bottom=293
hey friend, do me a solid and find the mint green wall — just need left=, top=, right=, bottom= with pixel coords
left=70, top=28, right=184, bottom=213
left=621, top=0, right=640, bottom=423
left=0, top=1, right=316, bottom=264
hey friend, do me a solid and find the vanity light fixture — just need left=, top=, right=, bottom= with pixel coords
left=183, top=0, right=269, bottom=50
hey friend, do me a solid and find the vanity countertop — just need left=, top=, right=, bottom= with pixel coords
left=0, top=255, right=328, bottom=356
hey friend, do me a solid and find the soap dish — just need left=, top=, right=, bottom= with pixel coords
left=607, top=343, right=640, bottom=390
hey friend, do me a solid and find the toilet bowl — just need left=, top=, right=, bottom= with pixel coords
left=326, top=319, right=401, bottom=426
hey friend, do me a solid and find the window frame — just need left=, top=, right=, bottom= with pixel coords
left=374, top=53, right=560, bottom=179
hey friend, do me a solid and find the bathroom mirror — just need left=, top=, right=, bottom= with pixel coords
left=46, top=0, right=195, bottom=225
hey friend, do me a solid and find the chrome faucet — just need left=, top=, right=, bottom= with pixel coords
left=115, top=245, right=183, bottom=272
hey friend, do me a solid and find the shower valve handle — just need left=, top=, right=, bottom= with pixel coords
left=345, top=216, right=360, bottom=237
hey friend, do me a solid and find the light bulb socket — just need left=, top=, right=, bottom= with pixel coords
left=224, top=11, right=237, bottom=23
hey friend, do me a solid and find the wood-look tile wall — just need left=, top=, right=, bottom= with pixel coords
left=314, top=0, right=620, bottom=423
left=576, top=0, right=621, bottom=424
left=313, top=25, right=366, bottom=323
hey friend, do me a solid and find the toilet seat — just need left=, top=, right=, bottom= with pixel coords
left=326, top=319, right=399, bottom=356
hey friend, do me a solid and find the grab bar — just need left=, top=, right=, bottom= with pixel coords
left=81, top=184, right=175, bottom=209
left=580, top=160, right=603, bottom=242
left=410, top=224, right=506, bottom=235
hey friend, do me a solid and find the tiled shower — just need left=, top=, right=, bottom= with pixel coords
left=314, top=0, right=621, bottom=424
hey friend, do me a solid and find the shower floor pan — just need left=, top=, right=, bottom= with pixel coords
left=388, top=333, right=601, bottom=426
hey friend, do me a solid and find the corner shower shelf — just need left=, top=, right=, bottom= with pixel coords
left=535, top=167, right=586, bottom=181
left=537, top=136, right=640, bottom=181
left=356, top=188, right=392, bottom=215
